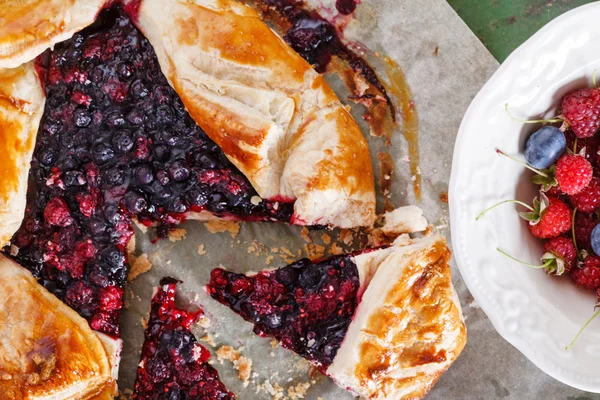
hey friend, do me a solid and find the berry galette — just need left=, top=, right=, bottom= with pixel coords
left=208, top=235, right=466, bottom=399
left=0, top=0, right=465, bottom=399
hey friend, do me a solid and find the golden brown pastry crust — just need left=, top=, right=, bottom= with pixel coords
left=0, top=254, right=112, bottom=399
left=0, top=62, right=45, bottom=247
left=329, top=236, right=467, bottom=399
left=0, top=0, right=108, bottom=69
left=136, top=0, right=376, bottom=227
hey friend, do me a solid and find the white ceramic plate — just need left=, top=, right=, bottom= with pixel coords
left=449, top=3, right=600, bottom=392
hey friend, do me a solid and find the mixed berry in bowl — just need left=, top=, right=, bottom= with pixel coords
left=479, top=84, right=600, bottom=345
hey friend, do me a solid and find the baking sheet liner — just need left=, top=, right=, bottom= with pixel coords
left=115, top=0, right=515, bottom=398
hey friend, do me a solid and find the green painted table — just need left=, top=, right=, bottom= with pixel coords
left=448, top=0, right=597, bottom=61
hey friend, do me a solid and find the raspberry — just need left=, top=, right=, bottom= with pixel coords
left=570, top=177, right=600, bottom=212
left=566, top=130, right=600, bottom=167
left=529, top=197, right=572, bottom=239
left=562, top=88, right=600, bottom=138
left=571, top=256, right=600, bottom=289
left=543, top=237, right=577, bottom=274
left=99, top=286, right=123, bottom=312
left=555, top=154, right=593, bottom=195
left=44, top=197, right=73, bottom=227
left=574, top=212, right=597, bottom=251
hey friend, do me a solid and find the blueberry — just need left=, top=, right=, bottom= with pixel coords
left=73, top=108, right=92, bottom=127
left=524, top=126, right=566, bottom=169
left=117, top=62, right=134, bottom=80
left=135, top=164, right=154, bottom=185
left=131, top=79, right=149, bottom=98
left=92, top=143, right=115, bottom=164
left=592, top=224, right=600, bottom=256
left=169, top=161, right=190, bottom=181
left=63, top=170, right=86, bottom=187
left=38, top=148, right=56, bottom=166
left=105, top=110, right=126, bottom=128
left=124, top=191, right=147, bottom=214
left=156, top=170, right=170, bottom=185
left=276, top=267, right=298, bottom=285
left=299, top=268, right=322, bottom=289
left=169, top=199, right=187, bottom=213
left=156, top=105, right=173, bottom=124
left=152, top=144, right=171, bottom=162
left=104, top=167, right=125, bottom=185
left=265, top=313, right=282, bottom=328
left=154, top=86, right=171, bottom=104
left=208, top=193, right=227, bottom=213
left=188, top=188, right=208, bottom=206
left=195, top=153, right=218, bottom=169
left=126, top=109, right=144, bottom=125
left=112, top=130, right=134, bottom=153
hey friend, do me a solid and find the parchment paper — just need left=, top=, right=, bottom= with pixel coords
left=117, top=1, right=593, bottom=398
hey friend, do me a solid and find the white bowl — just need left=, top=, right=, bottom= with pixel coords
left=449, top=3, right=600, bottom=393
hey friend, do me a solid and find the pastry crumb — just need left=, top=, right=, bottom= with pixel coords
left=270, top=339, right=279, bottom=348
left=288, top=382, right=311, bottom=399
left=197, top=244, right=207, bottom=255
left=200, top=334, right=216, bottom=347
left=330, top=242, right=344, bottom=255
left=197, top=314, right=211, bottom=328
left=168, top=228, right=187, bottom=242
left=216, top=346, right=252, bottom=385
left=320, top=233, right=331, bottom=244
left=205, top=220, right=240, bottom=238
left=304, top=243, right=325, bottom=260
left=300, top=227, right=311, bottom=243
left=128, top=254, right=152, bottom=281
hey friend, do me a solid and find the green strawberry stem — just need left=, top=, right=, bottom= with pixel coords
left=566, top=308, right=600, bottom=350
left=476, top=200, right=534, bottom=221
left=594, top=69, right=598, bottom=89
left=504, top=103, right=563, bottom=124
left=496, top=149, right=551, bottom=178
left=497, top=248, right=552, bottom=269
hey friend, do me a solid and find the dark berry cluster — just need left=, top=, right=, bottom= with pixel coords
left=133, top=278, right=235, bottom=400
left=9, top=6, right=291, bottom=336
left=208, top=255, right=360, bottom=371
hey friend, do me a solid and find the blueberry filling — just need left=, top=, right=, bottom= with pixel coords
left=133, top=278, right=235, bottom=399
left=208, top=255, right=360, bottom=371
left=8, top=6, right=292, bottom=336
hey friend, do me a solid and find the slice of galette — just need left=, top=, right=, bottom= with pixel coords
left=0, top=253, right=121, bottom=399
left=133, top=278, right=235, bottom=399
left=208, top=235, right=466, bottom=399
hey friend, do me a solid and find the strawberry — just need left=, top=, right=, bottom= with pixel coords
left=574, top=212, right=597, bottom=251
left=521, top=195, right=572, bottom=239
left=571, top=256, right=600, bottom=289
left=542, top=237, right=577, bottom=275
left=555, top=154, right=593, bottom=195
left=561, top=88, right=600, bottom=138
left=570, top=177, right=600, bottom=212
